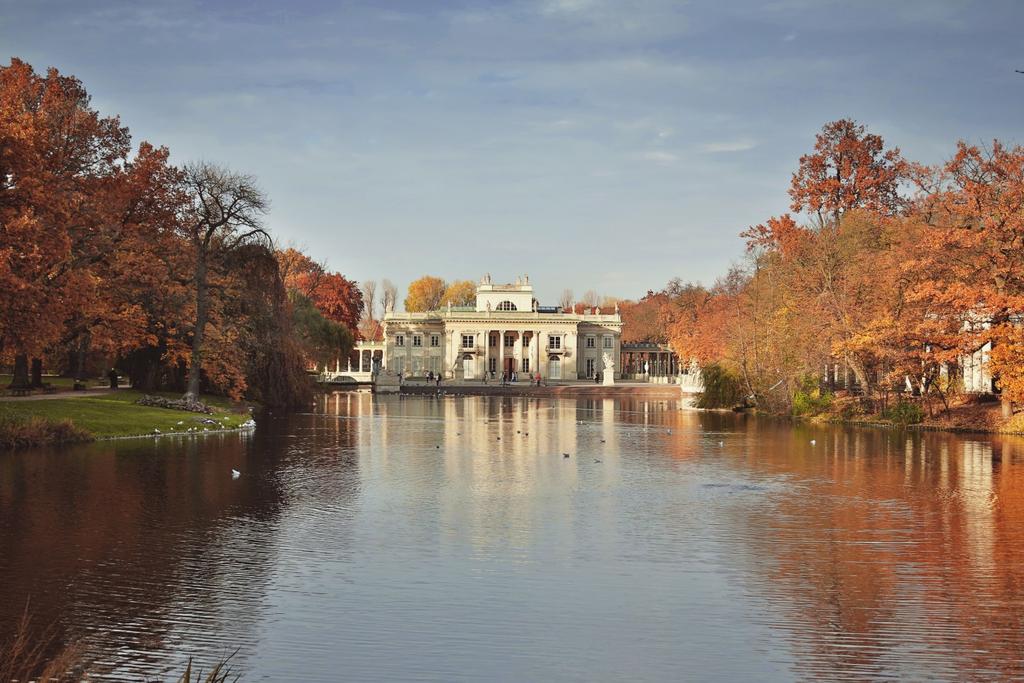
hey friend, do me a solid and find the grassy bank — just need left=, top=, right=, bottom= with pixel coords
left=0, top=390, right=254, bottom=448
left=789, top=392, right=1024, bottom=435
left=0, top=374, right=105, bottom=389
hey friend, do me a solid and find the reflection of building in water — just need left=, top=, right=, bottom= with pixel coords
left=960, top=440, right=995, bottom=573
left=381, top=274, right=622, bottom=381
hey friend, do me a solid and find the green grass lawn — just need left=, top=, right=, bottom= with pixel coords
left=0, top=389, right=253, bottom=439
left=0, top=374, right=105, bottom=389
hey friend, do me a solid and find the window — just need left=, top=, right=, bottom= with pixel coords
left=489, top=358, right=497, bottom=372
left=549, top=335, right=561, bottom=349
left=430, top=335, right=439, bottom=347
left=497, top=301, right=517, bottom=311
left=586, top=336, right=595, bottom=348
left=523, top=335, right=530, bottom=348
left=462, top=334, right=474, bottom=349
left=489, top=334, right=497, bottom=347
left=523, top=358, right=530, bottom=373
left=413, top=335, right=422, bottom=347
left=603, top=336, right=613, bottom=349
left=395, top=335, right=405, bottom=346
left=504, top=334, right=515, bottom=347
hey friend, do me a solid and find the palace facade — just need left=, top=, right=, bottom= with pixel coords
left=381, top=274, right=622, bottom=380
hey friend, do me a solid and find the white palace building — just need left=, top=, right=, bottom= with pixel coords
left=347, top=274, right=623, bottom=382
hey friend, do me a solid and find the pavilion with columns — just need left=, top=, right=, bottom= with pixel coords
left=367, top=274, right=623, bottom=382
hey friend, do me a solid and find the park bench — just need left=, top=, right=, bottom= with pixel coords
left=43, top=384, right=58, bottom=394
left=8, top=387, right=31, bottom=397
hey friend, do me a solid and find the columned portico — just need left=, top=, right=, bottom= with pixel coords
left=381, top=275, right=621, bottom=383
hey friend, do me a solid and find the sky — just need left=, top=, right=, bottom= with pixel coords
left=2, top=0, right=1023, bottom=307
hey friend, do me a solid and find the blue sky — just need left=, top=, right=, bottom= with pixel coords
left=2, top=0, right=1022, bottom=306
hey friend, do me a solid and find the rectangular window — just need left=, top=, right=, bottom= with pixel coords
left=395, top=335, right=405, bottom=347
left=430, top=335, right=439, bottom=347
left=489, top=334, right=497, bottom=347
left=504, top=334, right=514, bottom=347
left=586, top=336, right=595, bottom=348
left=462, top=334, right=474, bottom=349
left=489, top=358, right=497, bottom=372
left=523, top=335, right=530, bottom=348
left=603, top=336, right=613, bottom=349
left=523, top=358, right=530, bottom=373
left=413, top=335, right=422, bottom=347
left=549, top=336, right=561, bottom=349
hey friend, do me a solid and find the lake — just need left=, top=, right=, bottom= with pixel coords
left=2, top=393, right=1023, bottom=681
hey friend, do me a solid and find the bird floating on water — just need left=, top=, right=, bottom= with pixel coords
left=810, top=439, right=817, bottom=446
left=594, top=459, right=602, bottom=463
left=718, top=441, right=724, bottom=447
left=563, top=453, right=570, bottom=458
left=231, top=469, right=240, bottom=479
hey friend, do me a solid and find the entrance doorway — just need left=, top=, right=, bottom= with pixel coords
left=585, top=358, right=595, bottom=379
left=463, top=354, right=474, bottom=380
left=548, top=355, right=561, bottom=380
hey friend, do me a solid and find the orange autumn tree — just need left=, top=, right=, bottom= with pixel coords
left=404, top=275, right=446, bottom=312
left=909, top=141, right=1024, bottom=416
left=0, top=58, right=132, bottom=387
left=441, top=280, right=476, bottom=307
left=279, top=247, right=364, bottom=334
left=790, top=118, right=907, bottom=226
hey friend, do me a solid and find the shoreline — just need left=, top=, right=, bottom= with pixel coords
left=0, top=389, right=256, bottom=450
left=749, top=409, right=1024, bottom=438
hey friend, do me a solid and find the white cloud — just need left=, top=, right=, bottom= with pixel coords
left=700, top=140, right=757, bottom=153
left=639, top=150, right=678, bottom=164
left=539, top=0, right=597, bottom=14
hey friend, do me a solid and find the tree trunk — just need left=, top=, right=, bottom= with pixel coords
left=75, top=332, right=91, bottom=382
left=1002, top=396, right=1013, bottom=419
left=30, top=357, right=44, bottom=388
left=184, top=254, right=209, bottom=401
left=847, top=357, right=871, bottom=397
left=10, top=354, right=29, bottom=388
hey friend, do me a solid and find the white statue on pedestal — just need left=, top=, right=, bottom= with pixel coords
left=602, top=351, right=615, bottom=385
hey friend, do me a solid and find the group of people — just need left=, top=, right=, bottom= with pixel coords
left=394, top=369, right=544, bottom=387
left=396, top=371, right=442, bottom=387
left=482, top=370, right=543, bottom=387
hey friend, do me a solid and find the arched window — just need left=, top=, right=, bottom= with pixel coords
left=496, top=301, right=517, bottom=311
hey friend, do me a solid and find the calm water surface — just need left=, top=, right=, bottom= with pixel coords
left=2, top=394, right=1024, bottom=681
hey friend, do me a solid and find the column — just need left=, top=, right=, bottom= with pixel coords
left=535, top=331, right=541, bottom=377
left=514, top=330, right=523, bottom=375
left=497, top=329, right=505, bottom=377
left=537, top=330, right=544, bottom=379
left=481, top=330, right=488, bottom=381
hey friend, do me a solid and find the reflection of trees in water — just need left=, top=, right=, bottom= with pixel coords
left=730, top=424, right=1024, bottom=679
left=0, top=417, right=343, bottom=679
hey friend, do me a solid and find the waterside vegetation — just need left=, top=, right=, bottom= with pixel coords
left=0, top=390, right=252, bottom=449
left=0, top=58, right=363, bottom=410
